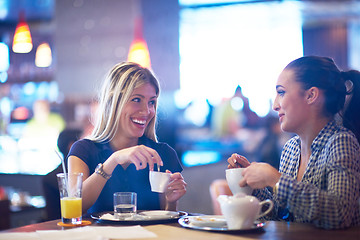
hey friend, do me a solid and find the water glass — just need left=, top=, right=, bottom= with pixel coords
left=113, top=192, right=137, bottom=219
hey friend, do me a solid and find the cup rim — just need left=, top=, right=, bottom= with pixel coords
left=226, top=168, right=244, bottom=172
left=150, top=171, right=171, bottom=175
left=113, top=192, right=137, bottom=196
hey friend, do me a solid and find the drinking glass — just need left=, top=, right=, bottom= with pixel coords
left=113, top=192, right=137, bottom=219
left=57, top=173, right=83, bottom=224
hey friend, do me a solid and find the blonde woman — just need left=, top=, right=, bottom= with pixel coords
left=68, top=62, right=186, bottom=214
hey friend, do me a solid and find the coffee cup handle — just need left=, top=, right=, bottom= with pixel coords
left=257, top=199, right=274, bottom=219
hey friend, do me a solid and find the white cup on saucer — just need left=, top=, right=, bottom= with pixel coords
left=217, top=193, right=273, bottom=230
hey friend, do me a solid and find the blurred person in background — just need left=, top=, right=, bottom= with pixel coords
left=211, top=86, right=246, bottom=138
left=23, top=99, right=66, bottom=150
left=227, top=56, right=360, bottom=229
left=67, top=62, right=186, bottom=214
left=256, top=114, right=287, bottom=170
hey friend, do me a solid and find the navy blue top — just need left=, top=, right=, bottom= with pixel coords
left=68, top=136, right=183, bottom=214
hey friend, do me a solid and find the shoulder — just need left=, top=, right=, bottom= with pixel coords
left=140, top=136, right=176, bottom=154
left=283, top=136, right=300, bottom=151
left=324, top=126, right=360, bottom=167
left=69, top=139, right=105, bottom=157
left=71, top=138, right=97, bottom=149
left=326, top=127, right=360, bottom=154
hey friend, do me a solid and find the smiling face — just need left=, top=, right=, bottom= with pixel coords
left=272, top=69, right=310, bottom=134
left=118, top=83, right=157, bottom=141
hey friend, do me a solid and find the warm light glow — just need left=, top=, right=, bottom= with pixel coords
left=12, top=106, right=29, bottom=120
left=12, top=21, right=33, bottom=53
left=35, top=42, right=52, bottom=67
left=0, top=42, right=9, bottom=72
left=127, top=17, right=151, bottom=69
left=127, top=40, right=151, bottom=69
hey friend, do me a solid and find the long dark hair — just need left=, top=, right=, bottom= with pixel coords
left=285, top=56, right=360, bottom=143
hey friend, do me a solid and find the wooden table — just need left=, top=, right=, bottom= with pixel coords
left=1, top=218, right=360, bottom=240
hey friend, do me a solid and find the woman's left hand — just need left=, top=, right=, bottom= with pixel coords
left=165, top=170, right=187, bottom=203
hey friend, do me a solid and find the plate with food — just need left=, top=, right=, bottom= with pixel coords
left=178, top=215, right=265, bottom=232
left=91, top=210, right=187, bottom=225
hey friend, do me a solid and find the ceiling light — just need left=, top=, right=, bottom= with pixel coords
left=12, top=13, right=33, bottom=53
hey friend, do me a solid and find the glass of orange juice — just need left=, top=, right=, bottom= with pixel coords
left=57, top=173, right=83, bottom=224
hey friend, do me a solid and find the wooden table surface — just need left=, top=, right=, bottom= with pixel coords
left=1, top=218, right=360, bottom=240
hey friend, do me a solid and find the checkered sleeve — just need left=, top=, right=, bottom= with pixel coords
left=277, top=132, right=360, bottom=229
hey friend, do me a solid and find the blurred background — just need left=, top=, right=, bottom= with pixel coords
left=0, top=0, right=359, bottom=228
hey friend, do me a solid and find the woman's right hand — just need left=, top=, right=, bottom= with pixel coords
left=227, top=153, right=250, bottom=168
left=113, top=145, right=163, bottom=171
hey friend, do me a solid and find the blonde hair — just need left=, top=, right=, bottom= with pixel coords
left=89, top=62, right=160, bottom=142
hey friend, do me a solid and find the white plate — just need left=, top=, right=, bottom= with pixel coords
left=178, top=216, right=265, bottom=232
left=138, top=210, right=180, bottom=220
left=91, top=210, right=187, bottom=224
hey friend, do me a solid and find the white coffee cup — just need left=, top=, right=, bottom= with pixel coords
left=149, top=171, right=171, bottom=193
left=226, top=168, right=253, bottom=195
left=217, top=193, right=273, bottom=230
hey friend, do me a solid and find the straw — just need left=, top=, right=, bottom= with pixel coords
left=55, top=149, right=68, bottom=191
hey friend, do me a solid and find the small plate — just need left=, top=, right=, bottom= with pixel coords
left=91, top=210, right=187, bottom=225
left=178, top=216, right=265, bottom=232
left=188, top=215, right=227, bottom=228
left=139, top=210, right=181, bottom=220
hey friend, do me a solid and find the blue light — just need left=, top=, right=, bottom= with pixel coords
left=182, top=150, right=222, bottom=167
left=0, top=71, right=8, bottom=83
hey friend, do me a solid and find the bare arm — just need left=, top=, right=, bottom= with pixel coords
left=68, top=155, right=118, bottom=212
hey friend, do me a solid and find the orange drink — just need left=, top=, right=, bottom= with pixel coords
left=60, top=197, right=82, bottom=219
left=57, top=173, right=83, bottom=224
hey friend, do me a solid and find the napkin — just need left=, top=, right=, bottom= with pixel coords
left=90, top=226, right=157, bottom=239
left=100, top=213, right=117, bottom=220
left=36, top=227, right=100, bottom=240
left=100, top=213, right=147, bottom=221
left=0, top=225, right=158, bottom=240
left=0, top=232, right=38, bottom=240
left=36, top=225, right=156, bottom=240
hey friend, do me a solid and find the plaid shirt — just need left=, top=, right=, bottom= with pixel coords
left=255, top=120, right=360, bottom=229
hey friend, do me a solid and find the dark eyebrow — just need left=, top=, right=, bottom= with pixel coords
left=276, top=85, right=284, bottom=90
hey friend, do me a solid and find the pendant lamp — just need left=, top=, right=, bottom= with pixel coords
left=12, top=12, right=33, bottom=53
left=127, top=17, right=151, bottom=69
left=35, top=42, right=52, bottom=67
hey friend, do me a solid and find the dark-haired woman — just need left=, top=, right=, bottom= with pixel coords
left=227, top=56, right=360, bottom=229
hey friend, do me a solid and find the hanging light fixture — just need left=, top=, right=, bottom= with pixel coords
left=35, top=42, right=52, bottom=67
left=12, top=12, right=33, bottom=53
left=127, top=17, right=151, bottom=69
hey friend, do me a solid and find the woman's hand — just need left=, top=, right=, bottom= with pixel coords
left=113, top=145, right=163, bottom=171
left=165, top=170, right=187, bottom=204
left=239, top=162, right=281, bottom=189
left=227, top=153, right=250, bottom=168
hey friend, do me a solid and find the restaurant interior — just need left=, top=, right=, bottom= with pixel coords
left=0, top=0, right=359, bottom=230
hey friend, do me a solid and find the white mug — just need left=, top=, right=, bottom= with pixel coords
left=217, top=193, right=273, bottom=230
left=149, top=171, right=171, bottom=193
left=226, top=168, right=253, bottom=195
